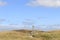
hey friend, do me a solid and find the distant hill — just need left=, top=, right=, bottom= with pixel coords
left=0, top=30, right=60, bottom=40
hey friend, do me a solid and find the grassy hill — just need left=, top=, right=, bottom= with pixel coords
left=0, top=30, right=60, bottom=40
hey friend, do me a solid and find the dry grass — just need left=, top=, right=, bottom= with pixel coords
left=0, top=30, right=60, bottom=40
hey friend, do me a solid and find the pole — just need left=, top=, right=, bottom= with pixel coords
left=31, top=25, right=35, bottom=37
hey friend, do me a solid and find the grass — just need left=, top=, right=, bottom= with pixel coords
left=0, top=30, right=60, bottom=40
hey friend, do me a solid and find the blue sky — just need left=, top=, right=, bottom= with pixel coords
left=0, top=0, right=60, bottom=31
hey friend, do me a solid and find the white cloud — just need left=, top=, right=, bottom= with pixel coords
left=27, top=0, right=60, bottom=7
left=0, top=1, right=7, bottom=6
